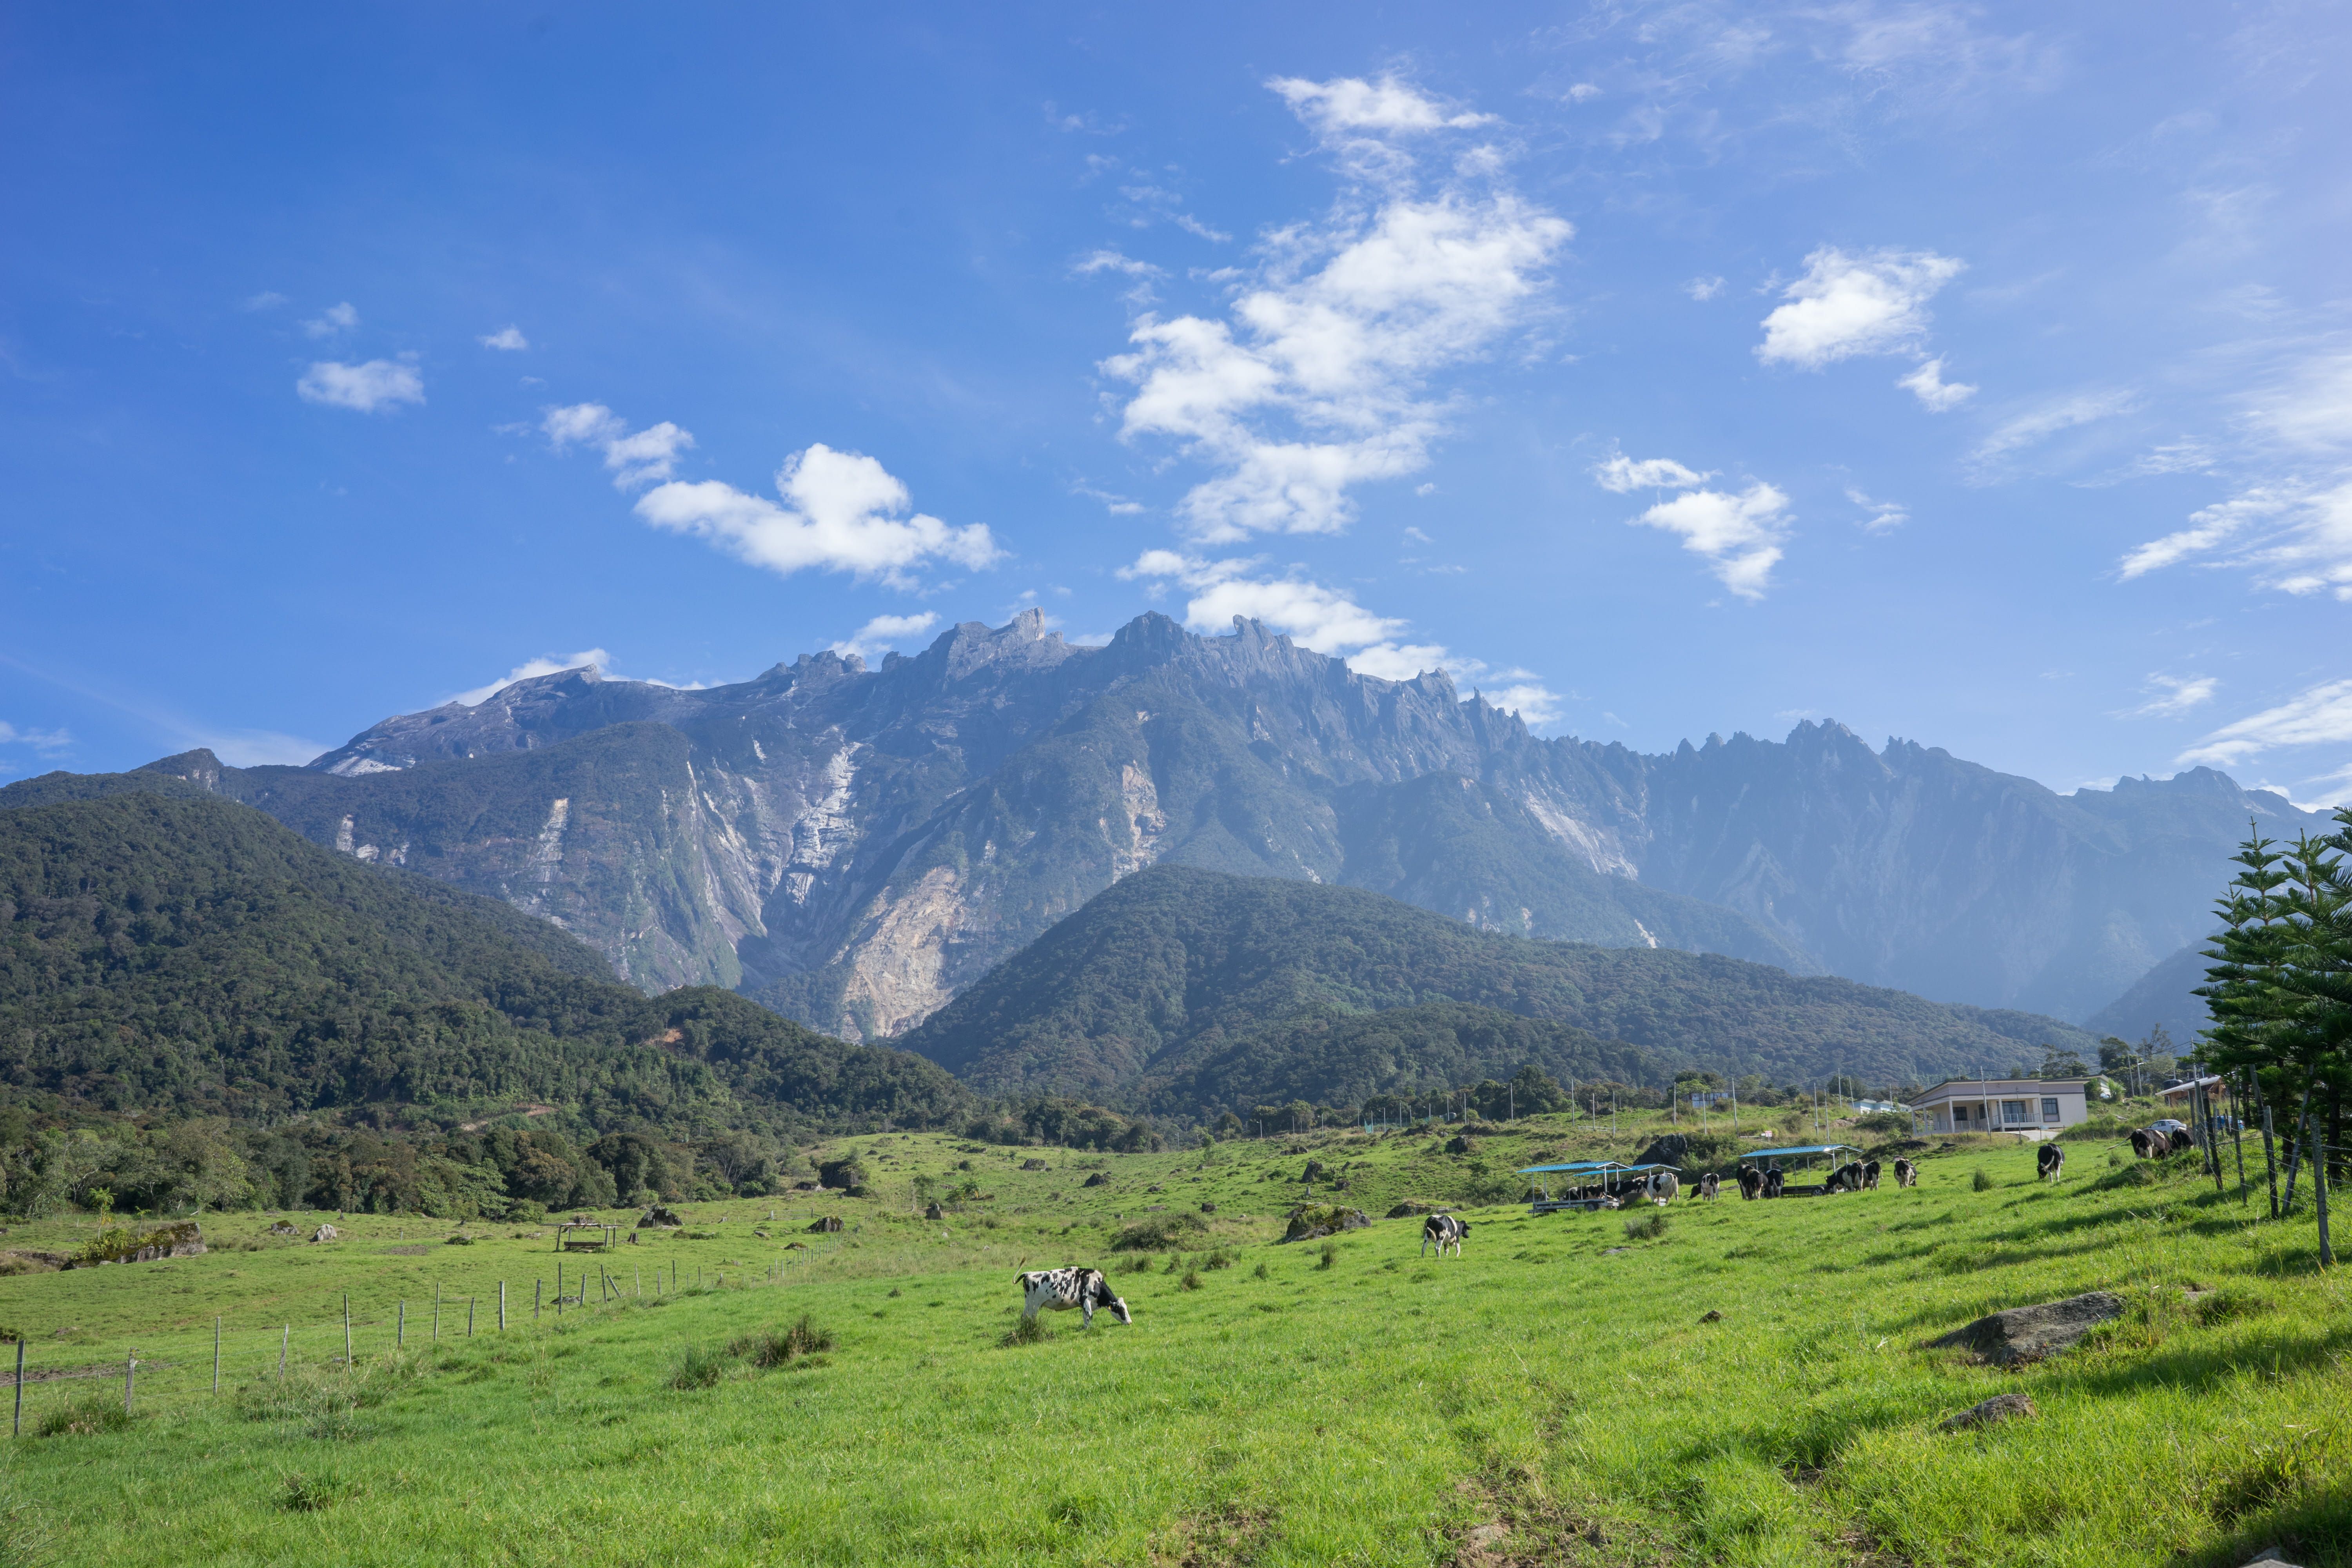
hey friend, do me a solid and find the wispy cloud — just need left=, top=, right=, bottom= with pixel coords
left=449, top=650, right=614, bottom=707
left=1847, top=488, right=1908, bottom=532
left=0, top=721, right=73, bottom=756
left=1101, top=74, right=1569, bottom=542
left=479, top=325, right=530, bottom=351
left=830, top=613, right=941, bottom=661
left=1968, top=388, right=2139, bottom=478
left=2127, top=673, right=2219, bottom=718
left=1684, top=275, right=1726, bottom=301
left=1118, top=550, right=1563, bottom=723
left=301, top=301, right=359, bottom=339
left=2178, top=677, right=2352, bottom=767
left=1897, top=356, right=1975, bottom=411
left=297, top=358, right=423, bottom=413
left=1593, top=452, right=1713, bottom=493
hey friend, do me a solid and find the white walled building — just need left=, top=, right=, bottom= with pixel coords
left=1911, top=1078, right=2089, bottom=1137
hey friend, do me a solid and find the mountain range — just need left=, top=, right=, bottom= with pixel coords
left=4, top=610, right=2292, bottom=1042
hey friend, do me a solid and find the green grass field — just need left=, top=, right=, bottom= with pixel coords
left=0, top=1111, right=2343, bottom=1566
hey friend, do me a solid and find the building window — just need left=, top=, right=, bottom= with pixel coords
left=2001, top=1100, right=2028, bottom=1124
left=2042, top=1098, right=2060, bottom=1121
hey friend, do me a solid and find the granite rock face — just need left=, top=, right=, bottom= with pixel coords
left=67, top=609, right=2322, bottom=1038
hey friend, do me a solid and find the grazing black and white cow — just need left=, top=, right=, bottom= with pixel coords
left=1646, top=1171, right=1681, bottom=1206
left=1016, top=1268, right=1132, bottom=1328
left=2037, top=1143, right=2065, bottom=1183
left=1737, top=1165, right=1763, bottom=1201
left=1762, top=1169, right=1786, bottom=1199
left=1693, top=1172, right=1721, bottom=1201
left=1862, top=1160, right=1882, bottom=1191
left=1892, top=1158, right=1918, bottom=1188
left=2129, top=1128, right=2158, bottom=1159
left=2167, top=1129, right=2195, bottom=1156
left=1826, top=1161, right=1867, bottom=1193
left=1421, top=1212, right=1470, bottom=1257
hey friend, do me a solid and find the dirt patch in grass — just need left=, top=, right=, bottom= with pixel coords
left=1149, top=1502, right=1276, bottom=1566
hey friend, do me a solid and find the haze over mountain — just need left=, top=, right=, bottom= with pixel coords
left=4, top=612, right=2299, bottom=1042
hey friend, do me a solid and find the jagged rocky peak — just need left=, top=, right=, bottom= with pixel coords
left=139, top=748, right=226, bottom=791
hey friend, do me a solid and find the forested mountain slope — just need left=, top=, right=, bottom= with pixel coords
left=892, top=866, right=2099, bottom=1119
left=0, top=793, right=964, bottom=1133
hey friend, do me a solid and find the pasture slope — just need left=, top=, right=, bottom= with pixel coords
left=0, top=1111, right=2343, bottom=1568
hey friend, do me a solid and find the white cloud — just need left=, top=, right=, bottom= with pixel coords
left=1266, top=74, right=1496, bottom=138
left=296, top=359, right=424, bottom=413
left=241, top=291, right=289, bottom=312
left=301, top=301, right=359, bottom=338
left=1118, top=550, right=1563, bottom=723
left=1847, top=488, right=1908, bottom=532
left=2128, top=673, right=2219, bottom=718
left=1628, top=482, right=1791, bottom=599
left=1757, top=247, right=1965, bottom=370
left=1593, top=452, right=1712, bottom=492
left=1684, top=275, right=1726, bottom=301
left=0, top=721, right=72, bottom=755
left=450, top=650, right=614, bottom=708
left=1102, top=79, right=1569, bottom=542
left=635, top=443, right=1002, bottom=588
left=830, top=613, right=941, bottom=661
left=1969, top=389, right=2139, bottom=473
left=1564, top=83, right=1602, bottom=103
left=1074, top=250, right=1162, bottom=279
left=479, top=325, right=530, bottom=351
left=541, top=403, right=696, bottom=488
left=2179, top=678, right=2352, bottom=767
left=1898, top=356, right=1976, bottom=411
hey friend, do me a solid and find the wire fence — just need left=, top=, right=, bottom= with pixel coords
left=2, top=1247, right=826, bottom=1436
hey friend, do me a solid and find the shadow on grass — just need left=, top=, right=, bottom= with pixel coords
left=2052, top=1319, right=2352, bottom=1401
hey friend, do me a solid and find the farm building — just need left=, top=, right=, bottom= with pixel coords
left=1910, top=1078, right=2088, bottom=1137
left=2160, top=1074, right=2225, bottom=1109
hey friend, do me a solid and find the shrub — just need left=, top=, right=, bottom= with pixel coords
left=1180, top=1268, right=1203, bottom=1291
left=1111, top=1213, right=1209, bottom=1252
left=668, top=1343, right=728, bottom=1389
left=1000, top=1314, right=1050, bottom=1347
left=1316, top=1241, right=1338, bottom=1271
left=34, top=1397, right=133, bottom=1438
left=1624, top=1212, right=1670, bottom=1242
left=1252, top=1261, right=1270, bottom=1279
left=1118, top=1254, right=1155, bottom=1274
left=1971, top=1169, right=1995, bottom=1192
left=278, top=1471, right=358, bottom=1512
left=729, top=1316, right=834, bottom=1369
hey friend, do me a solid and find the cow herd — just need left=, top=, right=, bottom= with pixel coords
left=1016, top=1129, right=2145, bottom=1329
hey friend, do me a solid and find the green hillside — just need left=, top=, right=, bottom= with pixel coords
left=0, top=793, right=964, bottom=1134
left=896, top=865, right=2101, bottom=1116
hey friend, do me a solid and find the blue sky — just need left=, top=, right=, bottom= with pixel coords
left=4, top=3, right=2350, bottom=803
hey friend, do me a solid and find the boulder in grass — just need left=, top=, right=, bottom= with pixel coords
left=1926, top=1292, right=2124, bottom=1365
left=1388, top=1200, right=1440, bottom=1218
left=1280, top=1205, right=1370, bottom=1242
left=310, top=1224, right=338, bottom=1243
left=267, top=1221, right=299, bottom=1237
left=924, top=1203, right=944, bottom=1220
left=808, top=1216, right=843, bottom=1234
left=637, top=1205, right=684, bottom=1230
left=1082, top=1172, right=1110, bottom=1188
left=1937, top=1393, right=2038, bottom=1432
left=1199, top=1201, right=1217, bottom=1214
left=1020, top=1158, right=1051, bottom=1172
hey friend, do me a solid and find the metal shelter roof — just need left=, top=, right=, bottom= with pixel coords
left=1515, top=1160, right=1630, bottom=1174
left=1741, top=1144, right=1862, bottom=1161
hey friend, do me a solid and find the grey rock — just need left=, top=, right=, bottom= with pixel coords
left=1927, top=1291, right=2125, bottom=1364
left=310, top=1224, right=338, bottom=1243
left=1938, top=1393, right=2038, bottom=1431
left=637, top=1205, right=683, bottom=1229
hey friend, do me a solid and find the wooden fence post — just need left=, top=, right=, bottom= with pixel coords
left=13, top=1339, right=22, bottom=1437
left=397, top=1300, right=405, bottom=1349
left=279, top=1325, right=288, bottom=1378
left=343, top=1293, right=352, bottom=1369
left=433, top=1283, right=441, bottom=1342
left=124, top=1355, right=135, bottom=1416
left=213, top=1316, right=221, bottom=1394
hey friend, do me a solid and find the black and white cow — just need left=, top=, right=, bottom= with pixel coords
left=2129, top=1128, right=2158, bottom=1159
left=1016, top=1268, right=1132, bottom=1328
left=1693, top=1172, right=1721, bottom=1201
left=1737, top=1165, right=1763, bottom=1201
left=1862, top=1160, right=1883, bottom=1191
left=1421, top=1213, right=1471, bottom=1257
left=2037, top=1143, right=2065, bottom=1183
left=1826, top=1161, right=1866, bottom=1193
left=1892, top=1158, right=1918, bottom=1188
left=1645, top=1171, right=1681, bottom=1206
left=2168, top=1129, right=2196, bottom=1155
left=1762, top=1169, right=1786, bottom=1199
